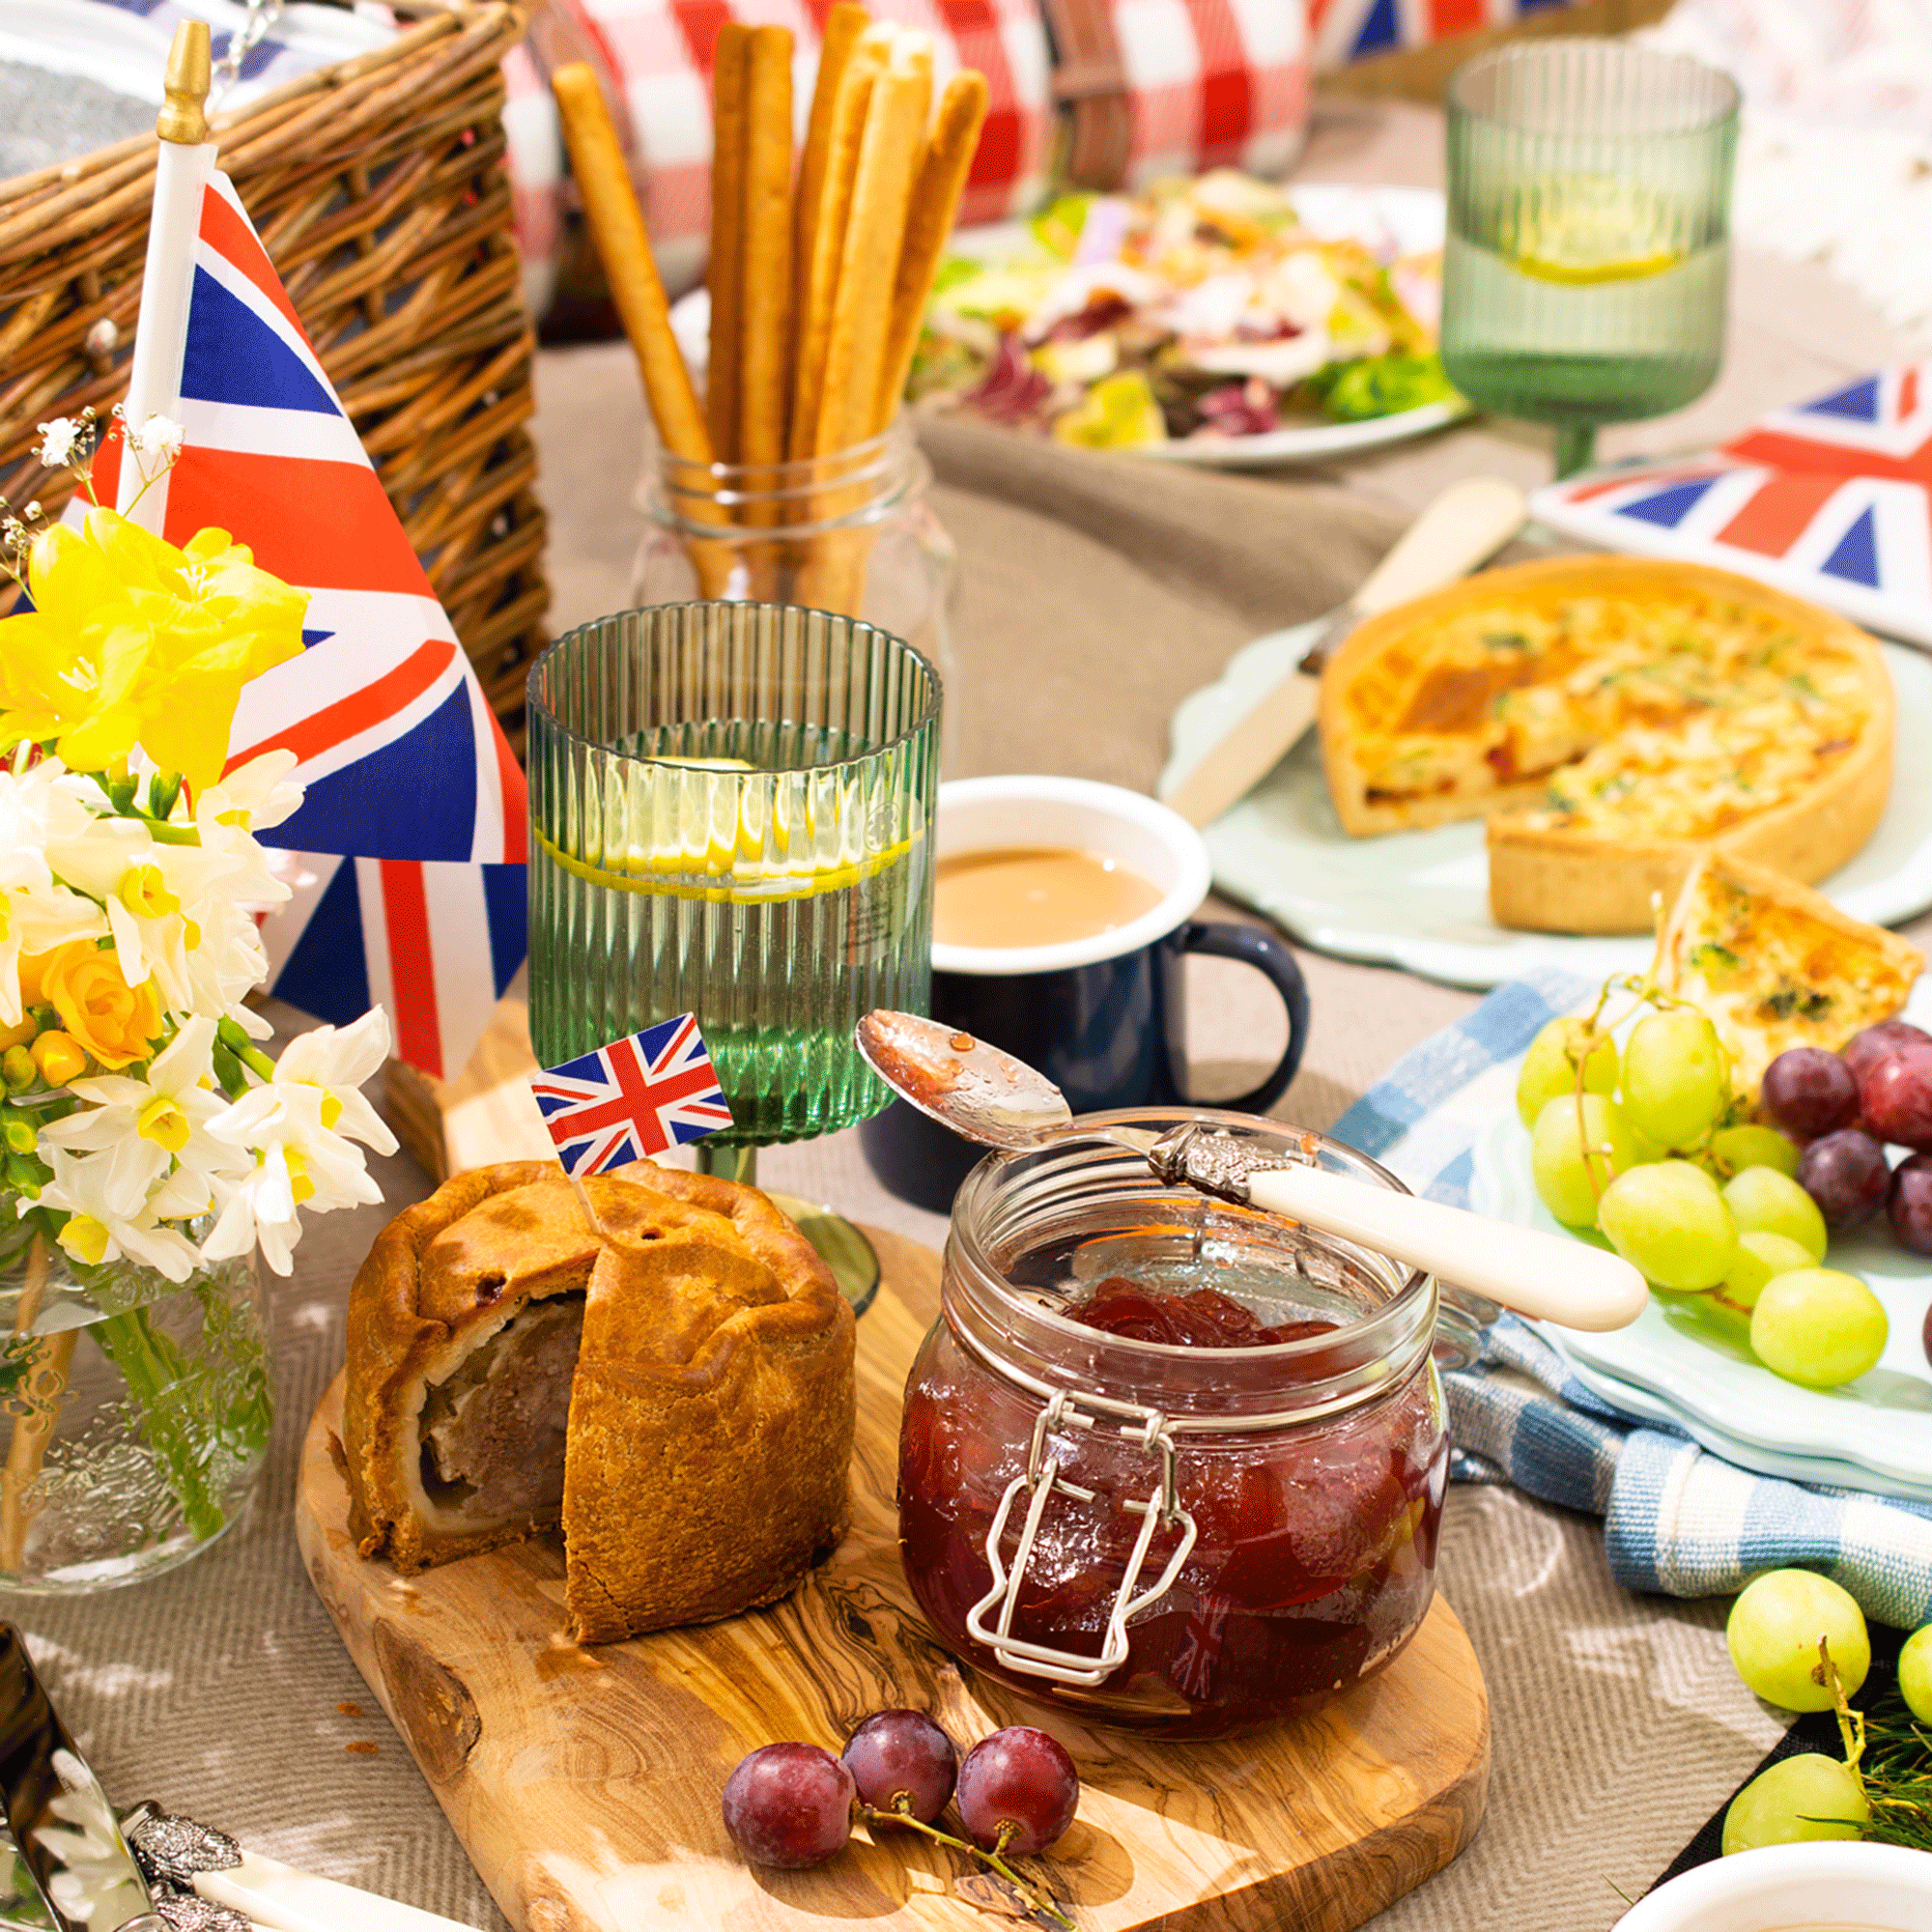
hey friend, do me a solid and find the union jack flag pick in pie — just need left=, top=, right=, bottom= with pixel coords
left=528, top=1014, right=735, bottom=1176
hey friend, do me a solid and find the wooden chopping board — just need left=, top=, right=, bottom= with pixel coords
left=297, top=1227, right=1490, bottom=1932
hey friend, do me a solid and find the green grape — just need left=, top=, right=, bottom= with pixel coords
left=1722, top=1166, right=1829, bottom=1263
left=1750, top=1268, right=1889, bottom=1390
left=1711, top=1232, right=1814, bottom=1341
left=1713, top=1232, right=1816, bottom=1333
left=1530, top=1093, right=1634, bottom=1228
left=1900, top=1625, right=1932, bottom=1725
left=1721, top=1754, right=1868, bottom=1855
left=1597, top=1160, right=1738, bottom=1292
left=1515, top=1019, right=1619, bottom=1129
left=1727, top=1569, right=1871, bottom=1709
left=1623, top=1007, right=1730, bottom=1149
left=1709, top=1124, right=1802, bottom=1180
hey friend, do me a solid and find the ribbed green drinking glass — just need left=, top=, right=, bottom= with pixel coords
left=526, top=603, right=941, bottom=1157
left=1441, top=39, right=1740, bottom=478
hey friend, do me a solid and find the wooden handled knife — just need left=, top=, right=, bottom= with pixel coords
left=1159, top=475, right=1528, bottom=830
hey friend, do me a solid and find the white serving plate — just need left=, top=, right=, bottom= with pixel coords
left=668, top=185, right=1467, bottom=468
left=1470, top=1107, right=1932, bottom=1492
left=1550, top=1342, right=1932, bottom=1505
left=1160, top=635, right=1932, bottom=991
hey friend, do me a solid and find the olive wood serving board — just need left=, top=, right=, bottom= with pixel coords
left=296, top=1228, right=1490, bottom=1932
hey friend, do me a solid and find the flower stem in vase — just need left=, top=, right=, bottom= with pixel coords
left=93, top=1305, right=226, bottom=1543
left=0, top=1235, right=73, bottom=1573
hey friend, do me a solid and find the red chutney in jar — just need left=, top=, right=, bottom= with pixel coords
left=897, top=1275, right=1449, bottom=1740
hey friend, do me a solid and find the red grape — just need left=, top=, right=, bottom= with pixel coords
left=842, top=1710, right=957, bottom=1825
left=1889, top=1153, right=1932, bottom=1256
left=1759, top=1047, right=1860, bottom=1139
left=722, top=1744, right=855, bottom=1868
left=1923, top=1296, right=1931, bottom=1371
left=954, top=1728, right=1080, bottom=1858
left=1843, top=1019, right=1932, bottom=1089
left=1861, top=1045, right=1932, bottom=1151
left=1797, top=1129, right=1892, bottom=1229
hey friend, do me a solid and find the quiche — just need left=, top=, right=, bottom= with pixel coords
left=1659, top=851, right=1923, bottom=1102
left=1319, top=556, right=1895, bottom=934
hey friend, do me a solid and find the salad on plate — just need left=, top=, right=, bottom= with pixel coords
left=908, top=169, right=1458, bottom=450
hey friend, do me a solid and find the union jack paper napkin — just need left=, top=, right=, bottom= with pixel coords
left=530, top=1016, right=734, bottom=1177
left=92, top=171, right=529, bottom=1082
left=1531, top=364, right=1932, bottom=648
left=1331, top=978, right=1932, bottom=1629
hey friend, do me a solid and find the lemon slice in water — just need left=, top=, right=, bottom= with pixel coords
left=1504, top=177, right=1687, bottom=285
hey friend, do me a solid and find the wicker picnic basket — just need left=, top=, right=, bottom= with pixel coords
left=0, top=1, right=548, bottom=747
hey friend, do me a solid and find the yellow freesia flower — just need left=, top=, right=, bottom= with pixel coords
left=0, top=508, right=307, bottom=789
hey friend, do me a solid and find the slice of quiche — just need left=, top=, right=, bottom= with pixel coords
left=1659, top=851, right=1923, bottom=1101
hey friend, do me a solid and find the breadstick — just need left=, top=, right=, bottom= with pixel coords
left=788, top=25, right=892, bottom=460
left=552, top=63, right=711, bottom=466
left=813, top=33, right=932, bottom=456
left=739, top=25, right=795, bottom=472
left=873, top=69, right=988, bottom=433
left=792, top=3, right=869, bottom=399
left=707, top=20, right=752, bottom=464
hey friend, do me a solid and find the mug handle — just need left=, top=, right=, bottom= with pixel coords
left=1174, top=922, right=1311, bottom=1115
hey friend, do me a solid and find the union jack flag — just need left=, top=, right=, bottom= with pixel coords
left=1310, top=0, right=1578, bottom=70
left=1531, top=364, right=1932, bottom=648
left=529, top=1015, right=735, bottom=1176
left=93, top=169, right=529, bottom=1080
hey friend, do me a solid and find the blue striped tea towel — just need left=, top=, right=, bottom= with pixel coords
left=1331, top=971, right=1932, bottom=1630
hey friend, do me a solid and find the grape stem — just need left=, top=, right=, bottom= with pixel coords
left=862, top=1803, right=1076, bottom=1931
left=1818, top=1636, right=1868, bottom=1784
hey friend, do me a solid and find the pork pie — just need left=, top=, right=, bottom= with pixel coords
left=343, top=1160, right=856, bottom=1643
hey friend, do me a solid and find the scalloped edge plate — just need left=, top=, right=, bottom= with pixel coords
left=1548, top=1346, right=1932, bottom=1505
left=1470, top=1106, right=1932, bottom=1491
left=1160, top=638, right=1932, bottom=991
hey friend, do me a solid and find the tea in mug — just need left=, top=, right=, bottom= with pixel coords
left=933, top=847, right=1163, bottom=950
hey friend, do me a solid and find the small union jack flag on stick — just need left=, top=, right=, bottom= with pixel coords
left=528, top=1013, right=735, bottom=1179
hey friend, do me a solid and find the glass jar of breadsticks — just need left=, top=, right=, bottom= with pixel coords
left=632, top=423, right=954, bottom=730
left=550, top=10, right=987, bottom=765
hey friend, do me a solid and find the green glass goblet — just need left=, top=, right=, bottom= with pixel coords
left=1441, top=38, right=1741, bottom=478
left=526, top=601, right=942, bottom=1304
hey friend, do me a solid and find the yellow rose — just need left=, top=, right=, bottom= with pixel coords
left=37, top=941, right=160, bottom=1070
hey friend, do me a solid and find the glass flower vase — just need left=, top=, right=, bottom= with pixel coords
left=0, top=1208, right=272, bottom=1593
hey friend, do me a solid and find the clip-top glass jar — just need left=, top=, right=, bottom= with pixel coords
left=898, top=1109, right=1449, bottom=1740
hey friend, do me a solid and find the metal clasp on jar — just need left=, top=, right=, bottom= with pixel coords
left=964, top=1389, right=1199, bottom=1688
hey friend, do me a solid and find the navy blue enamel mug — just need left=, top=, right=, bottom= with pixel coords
left=859, top=776, right=1310, bottom=1212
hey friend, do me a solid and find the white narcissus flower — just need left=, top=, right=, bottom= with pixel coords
left=194, top=751, right=302, bottom=838
left=203, top=1083, right=383, bottom=1275
left=41, top=811, right=188, bottom=997
left=0, top=766, right=110, bottom=1024
left=39, top=1017, right=235, bottom=1205
left=32, top=1148, right=203, bottom=1283
left=268, top=1009, right=397, bottom=1155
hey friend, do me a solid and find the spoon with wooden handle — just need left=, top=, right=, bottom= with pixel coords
left=1160, top=474, right=1528, bottom=830
left=856, top=1010, right=1645, bottom=1333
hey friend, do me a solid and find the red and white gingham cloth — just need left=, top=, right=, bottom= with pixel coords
left=502, top=0, right=1053, bottom=311
left=497, top=0, right=1587, bottom=316
left=1105, top=0, right=1313, bottom=187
